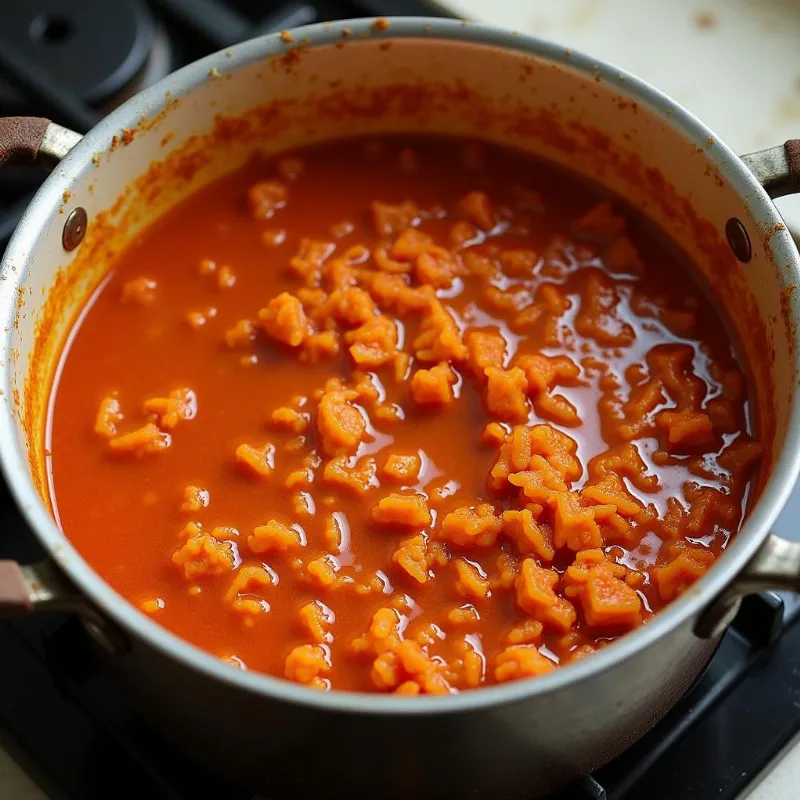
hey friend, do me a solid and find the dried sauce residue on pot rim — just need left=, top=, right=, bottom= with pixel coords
left=21, top=32, right=775, bottom=609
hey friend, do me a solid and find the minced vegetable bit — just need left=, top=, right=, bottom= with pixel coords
left=48, top=136, right=762, bottom=695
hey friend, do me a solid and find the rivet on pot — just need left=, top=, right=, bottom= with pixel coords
left=725, top=217, right=752, bottom=263
left=62, top=206, right=87, bottom=251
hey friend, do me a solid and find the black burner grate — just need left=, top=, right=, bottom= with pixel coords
left=0, top=0, right=449, bottom=254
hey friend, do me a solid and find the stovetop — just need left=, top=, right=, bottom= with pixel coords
left=1, top=1, right=800, bottom=799
left=0, top=0, right=448, bottom=245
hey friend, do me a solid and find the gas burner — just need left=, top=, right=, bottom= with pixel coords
left=95, top=20, right=173, bottom=116
left=0, top=0, right=173, bottom=118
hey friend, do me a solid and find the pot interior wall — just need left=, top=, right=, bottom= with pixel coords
left=9, top=32, right=792, bottom=536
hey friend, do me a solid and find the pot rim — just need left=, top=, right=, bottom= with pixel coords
left=1, top=15, right=799, bottom=715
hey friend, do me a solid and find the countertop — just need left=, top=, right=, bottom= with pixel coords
left=0, top=747, right=44, bottom=799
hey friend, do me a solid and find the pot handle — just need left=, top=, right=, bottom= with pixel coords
left=0, top=558, right=128, bottom=654
left=0, top=116, right=82, bottom=170
left=741, top=140, right=800, bottom=198
left=695, top=533, right=800, bottom=638
left=0, top=120, right=121, bottom=648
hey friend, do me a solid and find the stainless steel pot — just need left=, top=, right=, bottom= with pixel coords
left=0, top=17, right=799, bottom=799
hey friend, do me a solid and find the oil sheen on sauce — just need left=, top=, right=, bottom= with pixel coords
left=46, top=137, right=762, bottom=694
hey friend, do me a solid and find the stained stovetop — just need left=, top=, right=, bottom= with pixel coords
left=1, top=1, right=800, bottom=799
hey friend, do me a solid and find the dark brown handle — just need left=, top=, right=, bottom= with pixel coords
left=787, top=140, right=800, bottom=194
left=0, top=116, right=51, bottom=169
left=741, top=139, right=800, bottom=199
left=0, top=560, right=33, bottom=616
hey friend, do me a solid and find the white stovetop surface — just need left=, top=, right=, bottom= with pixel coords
left=0, top=748, right=41, bottom=799
left=3, top=1, right=800, bottom=798
left=444, top=0, right=800, bottom=232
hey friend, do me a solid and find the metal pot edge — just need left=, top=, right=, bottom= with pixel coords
left=0, top=15, right=798, bottom=715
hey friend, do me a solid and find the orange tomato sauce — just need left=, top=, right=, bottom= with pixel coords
left=47, top=136, right=762, bottom=693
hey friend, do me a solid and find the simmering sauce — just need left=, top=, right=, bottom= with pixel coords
left=48, top=137, right=762, bottom=693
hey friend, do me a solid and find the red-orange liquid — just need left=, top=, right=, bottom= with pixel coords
left=47, top=137, right=760, bottom=693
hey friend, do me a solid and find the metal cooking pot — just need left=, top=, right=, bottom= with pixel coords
left=0, top=17, right=799, bottom=799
